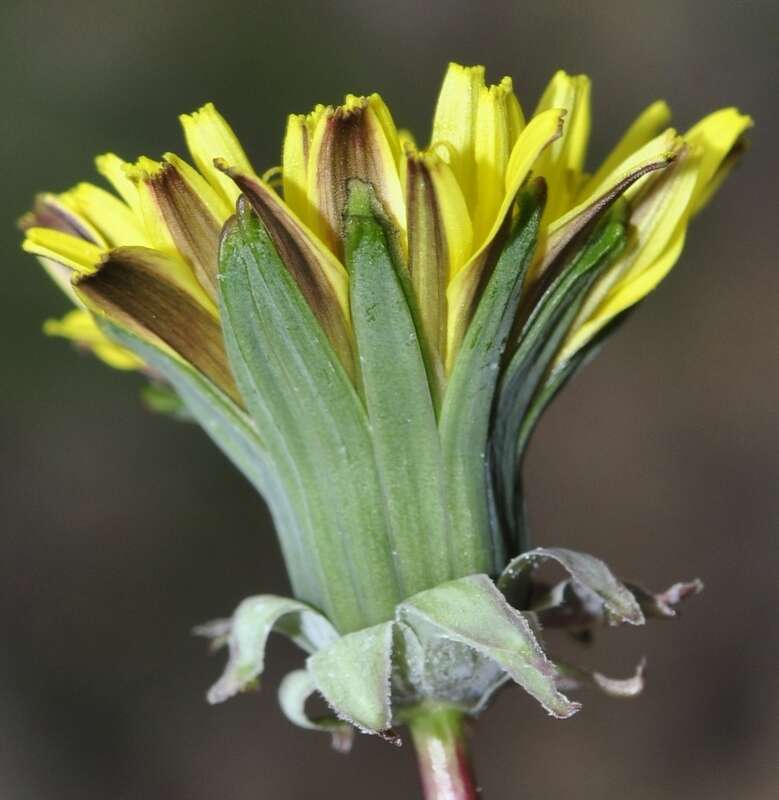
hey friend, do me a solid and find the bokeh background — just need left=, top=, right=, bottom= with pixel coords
left=1, top=1, right=776, bottom=797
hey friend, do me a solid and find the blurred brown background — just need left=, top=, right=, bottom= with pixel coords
left=1, top=1, right=776, bottom=797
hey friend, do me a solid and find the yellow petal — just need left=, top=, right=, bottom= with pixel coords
left=536, top=128, right=683, bottom=280
left=479, top=107, right=565, bottom=271
left=22, top=227, right=104, bottom=274
left=136, top=153, right=232, bottom=300
left=685, top=107, right=753, bottom=215
left=564, top=106, right=750, bottom=365
left=164, top=152, right=232, bottom=223
left=44, top=309, right=143, bottom=370
left=398, top=128, right=418, bottom=152
left=27, top=191, right=108, bottom=248
left=561, top=225, right=688, bottom=361
left=127, top=156, right=178, bottom=253
left=430, top=63, right=486, bottom=206
left=618, top=147, right=698, bottom=278
left=445, top=109, right=564, bottom=371
left=282, top=105, right=327, bottom=228
left=180, top=102, right=255, bottom=207
left=558, top=145, right=699, bottom=362
left=367, top=93, right=403, bottom=169
left=607, top=225, right=687, bottom=313
left=579, top=100, right=672, bottom=200
left=532, top=70, right=591, bottom=221
left=112, top=158, right=218, bottom=314
left=95, top=153, right=143, bottom=218
left=427, top=155, right=473, bottom=280
left=472, top=77, right=525, bottom=245
left=65, top=182, right=150, bottom=247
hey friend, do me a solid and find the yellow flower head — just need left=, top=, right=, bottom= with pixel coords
left=18, top=64, right=752, bottom=723
left=21, top=63, right=751, bottom=395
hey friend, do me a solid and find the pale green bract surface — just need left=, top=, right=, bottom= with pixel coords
left=277, top=670, right=354, bottom=751
left=219, top=198, right=402, bottom=632
left=342, top=181, right=451, bottom=597
left=196, top=573, right=585, bottom=735
left=498, top=546, right=644, bottom=625
left=308, top=622, right=397, bottom=734
left=189, top=549, right=698, bottom=740
left=196, top=594, right=339, bottom=704
left=397, top=574, right=578, bottom=719
left=92, top=177, right=701, bottom=743
left=214, top=183, right=552, bottom=634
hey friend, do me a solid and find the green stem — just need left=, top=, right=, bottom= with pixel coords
left=407, top=706, right=479, bottom=800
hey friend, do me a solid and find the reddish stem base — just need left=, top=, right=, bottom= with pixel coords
left=408, top=707, right=479, bottom=800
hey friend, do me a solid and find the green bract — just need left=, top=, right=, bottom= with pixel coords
left=19, top=62, right=750, bottom=792
left=94, top=176, right=702, bottom=741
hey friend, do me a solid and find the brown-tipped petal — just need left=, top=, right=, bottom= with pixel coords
left=19, top=193, right=106, bottom=245
left=405, top=152, right=464, bottom=393
left=535, top=148, right=678, bottom=283
left=220, top=165, right=355, bottom=378
left=282, top=109, right=323, bottom=227
left=142, top=157, right=230, bottom=302
left=444, top=110, right=564, bottom=371
left=74, top=246, right=239, bottom=402
left=556, top=145, right=700, bottom=364
left=306, top=98, right=405, bottom=258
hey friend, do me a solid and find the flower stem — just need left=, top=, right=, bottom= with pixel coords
left=407, top=706, right=479, bottom=800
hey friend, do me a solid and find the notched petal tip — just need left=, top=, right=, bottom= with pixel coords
left=179, top=102, right=255, bottom=207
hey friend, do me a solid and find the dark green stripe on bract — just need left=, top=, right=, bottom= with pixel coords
left=439, top=179, right=546, bottom=578
left=219, top=197, right=400, bottom=633
left=491, top=207, right=628, bottom=557
left=343, top=179, right=451, bottom=596
left=516, top=306, right=637, bottom=460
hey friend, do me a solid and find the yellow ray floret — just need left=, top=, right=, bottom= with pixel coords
left=180, top=102, right=256, bottom=207
left=22, top=63, right=750, bottom=391
left=532, top=70, right=591, bottom=221
left=23, top=228, right=104, bottom=274
left=44, top=309, right=142, bottom=370
left=21, top=104, right=257, bottom=371
left=558, top=106, right=752, bottom=362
